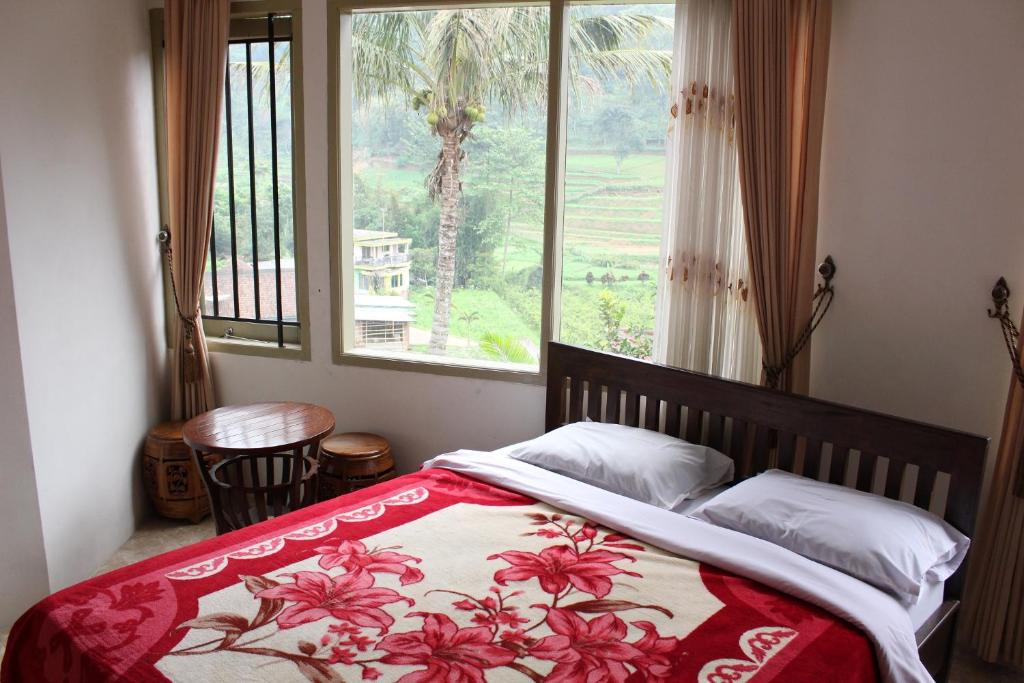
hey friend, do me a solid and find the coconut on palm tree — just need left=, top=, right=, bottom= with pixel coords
left=353, top=7, right=670, bottom=353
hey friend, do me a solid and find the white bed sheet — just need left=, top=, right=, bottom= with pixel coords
left=424, top=448, right=935, bottom=683
left=672, top=484, right=729, bottom=514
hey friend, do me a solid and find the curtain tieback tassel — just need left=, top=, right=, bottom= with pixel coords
left=161, top=232, right=204, bottom=384
left=763, top=256, right=837, bottom=390
left=182, top=315, right=202, bottom=383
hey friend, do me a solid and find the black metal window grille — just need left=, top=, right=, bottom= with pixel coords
left=203, top=14, right=297, bottom=347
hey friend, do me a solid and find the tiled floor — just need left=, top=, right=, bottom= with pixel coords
left=1, top=517, right=1021, bottom=682
left=94, top=516, right=215, bottom=574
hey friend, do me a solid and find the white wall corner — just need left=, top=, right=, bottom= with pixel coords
left=0, top=155, right=50, bottom=628
left=0, top=0, right=167, bottom=592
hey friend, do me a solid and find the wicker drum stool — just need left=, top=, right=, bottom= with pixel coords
left=318, top=432, right=396, bottom=499
left=143, top=421, right=210, bottom=523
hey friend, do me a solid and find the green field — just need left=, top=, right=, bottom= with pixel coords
left=357, top=150, right=664, bottom=362
left=408, top=287, right=539, bottom=347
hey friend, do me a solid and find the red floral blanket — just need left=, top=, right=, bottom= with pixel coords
left=1, top=470, right=877, bottom=682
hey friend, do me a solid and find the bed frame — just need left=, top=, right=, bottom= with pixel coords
left=544, top=342, right=988, bottom=682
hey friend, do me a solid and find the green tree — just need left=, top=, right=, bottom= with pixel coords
left=353, top=8, right=670, bottom=353
left=598, top=105, right=645, bottom=173
left=466, top=127, right=545, bottom=277
left=597, top=289, right=653, bottom=359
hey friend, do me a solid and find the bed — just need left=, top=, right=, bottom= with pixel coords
left=0, top=342, right=987, bottom=683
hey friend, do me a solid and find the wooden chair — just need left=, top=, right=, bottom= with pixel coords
left=198, top=452, right=319, bottom=534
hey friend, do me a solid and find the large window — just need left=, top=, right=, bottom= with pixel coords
left=339, top=5, right=550, bottom=372
left=152, top=6, right=308, bottom=356
left=331, top=2, right=673, bottom=379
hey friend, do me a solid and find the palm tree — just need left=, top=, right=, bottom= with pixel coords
left=353, top=8, right=670, bottom=353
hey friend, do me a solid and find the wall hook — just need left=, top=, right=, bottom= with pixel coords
left=988, top=276, right=1023, bottom=389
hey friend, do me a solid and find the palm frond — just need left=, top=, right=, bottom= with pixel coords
left=479, top=332, right=534, bottom=364
left=572, top=14, right=672, bottom=52
left=350, top=7, right=672, bottom=116
left=227, top=43, right=292, bottom=106
left=569, top=13, right=673, bottom=95
left=578, top=48, right=673, bottom=89
left=352, top=11, right=426, bottom=104
left=427, top=10, right=479, bottom=111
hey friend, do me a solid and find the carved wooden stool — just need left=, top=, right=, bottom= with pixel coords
left=318, top=432, right=396, bottom=499
left=143, top=421, right=209, bottom=523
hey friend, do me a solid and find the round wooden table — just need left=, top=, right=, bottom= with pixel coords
left=183, top=402, right=335, bottom=534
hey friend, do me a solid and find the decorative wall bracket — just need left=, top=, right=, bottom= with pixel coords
left=989, top=278, right=1024, bottom=498
left=988, top=277, right=1024, bottom=389
left=764, top=255, right=836, bottom=390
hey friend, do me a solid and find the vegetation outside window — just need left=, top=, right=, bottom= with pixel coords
left=333, top=2, right=673, bottom=378
left=341, top=5, right=550, bottom=371
left=560, top=4, right=673, bottom=361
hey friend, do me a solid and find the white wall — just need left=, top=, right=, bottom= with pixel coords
left=0, top=157, right=50, bottom=627
left=811, top=0, right=1024, bottom=457
left=0, top=0, right=165, bottom=592
left=212, top=356, right=544, bottom=473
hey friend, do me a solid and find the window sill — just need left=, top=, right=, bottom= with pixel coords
left=206, top=335, right=309, bottom=361
left=336, top=348, right=543, bottom=385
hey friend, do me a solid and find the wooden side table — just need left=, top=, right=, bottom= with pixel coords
left=183, top=402, right=335, bottom=534
left=318, top=432, right=396, bottom=499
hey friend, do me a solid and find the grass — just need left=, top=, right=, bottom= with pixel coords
left=565, top=151, right=665, bottom=178
left=357, top=165, right=427, bottom=194
left=559, top=282, right=657, bottom=350
left=408, top=287, right=539, bottom=346
left=568, top=203, right=660, bottom=214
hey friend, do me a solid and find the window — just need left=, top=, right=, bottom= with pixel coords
left=330, top=2, right=674, bottom=379
left=336, top=4, right=549, bottom=373
left=560, top=4, right=673, bottom=362
left=151, top=6, right=309, bottom=356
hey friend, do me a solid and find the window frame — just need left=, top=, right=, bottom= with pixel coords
left=326, top=0, right=569, bottom=384
left=149, top=0, right=311, bottom=361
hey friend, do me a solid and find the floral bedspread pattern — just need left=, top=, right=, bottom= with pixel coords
left=1, top=469, right=877, bottom=682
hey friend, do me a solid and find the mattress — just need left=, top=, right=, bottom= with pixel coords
left=907, top=579, right=945, bottom=633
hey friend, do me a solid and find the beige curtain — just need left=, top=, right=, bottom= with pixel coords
left=963, top=319, right=1024, bottom=666
left=732, top=0, right=831, bottom=393
left=165, top=0, right=229, bottom=419
left=655, top=0, right=763, bottom=385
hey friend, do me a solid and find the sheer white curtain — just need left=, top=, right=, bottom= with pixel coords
left=654, top=0, right=761, bottom=383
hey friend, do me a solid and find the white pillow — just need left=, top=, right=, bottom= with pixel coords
left=506, top=422, right=734, bottom=510
left=689, top=469, right=970, bottom=604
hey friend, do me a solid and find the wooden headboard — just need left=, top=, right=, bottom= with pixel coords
left=544, top=342, right=988, bottom=600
